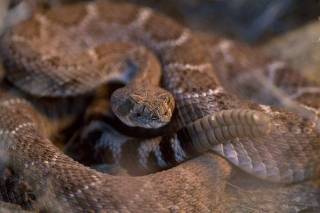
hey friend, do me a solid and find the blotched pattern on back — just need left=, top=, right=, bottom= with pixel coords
left=0, top=1, right=319, bottom=212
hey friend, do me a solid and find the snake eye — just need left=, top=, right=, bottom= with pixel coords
left=116, top=99, right=134, bottom=116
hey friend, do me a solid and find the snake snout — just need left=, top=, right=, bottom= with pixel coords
left=111, top=85, right=175, bottom=128
left=126, top=107, right=162, bottom=129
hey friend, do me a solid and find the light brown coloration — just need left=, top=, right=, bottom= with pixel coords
left=0, top=1, right=319, bottom=212
left=204, top=35, right=320, bottom=183
left=179, top=109, right=271, bottom=153
left=0, top=96, right=231, bottom=211
left=1, top=6, right=175, bottom=128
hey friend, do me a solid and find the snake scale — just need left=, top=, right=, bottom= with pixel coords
left=0, top=0, right=319, bottom=212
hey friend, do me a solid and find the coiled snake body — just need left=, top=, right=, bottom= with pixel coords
left=0, top=1, right=319, bottom=212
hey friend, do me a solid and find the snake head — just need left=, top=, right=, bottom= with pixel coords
left=111, top=86, right=175, bottom=128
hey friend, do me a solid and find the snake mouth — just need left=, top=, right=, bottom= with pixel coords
left=143, top=122, right=164, bottom=129
left=132, top=115, right=169, bottom=129
left=147, top=120, right=169, bottom=129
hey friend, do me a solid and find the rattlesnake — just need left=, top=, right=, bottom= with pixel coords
left=0, top=1, right=319, bottom=212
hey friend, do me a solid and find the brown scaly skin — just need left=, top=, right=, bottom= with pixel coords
left=0, top=1, right=319, bottom=212
left=111, top=84, right=174, bottom=129
left=0, top=92, right=231, bottom=211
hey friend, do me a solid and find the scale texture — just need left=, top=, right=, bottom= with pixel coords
left=0, top=1, right=319, bottom=212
